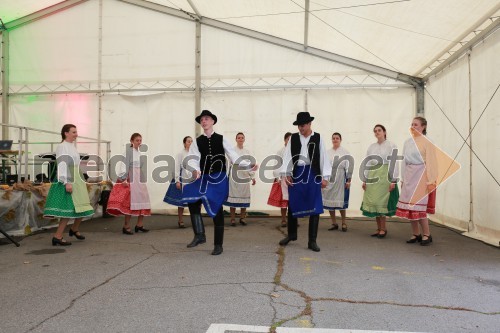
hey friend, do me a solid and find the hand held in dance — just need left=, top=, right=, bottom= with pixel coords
left=321, top=179, right=328, bottom=189
left=176, top=182, right=181, bottom=190
left=427, top=183, right=436, bottom=192
left=251, top=179, right=256, bottom=185
left=362, top=182, right=366, bottom=191
left=122, top=180, right=129, bottom=188
left=194, top=170, right=201, bottom=180
left=250, top=164, right=259, bottom=172
left=65, top=183, right=73, bottom=193
left=285, top=176, right=293, bottom=187
left=345, top=181, right=351, bottom=189
left=389, top=183, right=395, bottom=191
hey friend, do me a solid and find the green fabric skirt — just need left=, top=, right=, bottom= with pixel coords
left=44, top=181, right=94, bottom=219
left=360, top=164, right=399, bottom=217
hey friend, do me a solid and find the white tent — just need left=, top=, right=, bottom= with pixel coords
left=0, top=0, right=499, bottom=245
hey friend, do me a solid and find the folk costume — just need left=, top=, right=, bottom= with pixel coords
left=279, top=112, right=332, bottom=252
left=43, top=141, right=94, bottom=219
left=182, top=110, right=253, bottom=255
left=106, top=145, right=151, bottom=217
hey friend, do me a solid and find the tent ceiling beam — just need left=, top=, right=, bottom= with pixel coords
left=304, top=0, right=310, bottom=49
left=1, top=30, right=9, bottom=139
left=3, top=0, right=89, bottom=30
left=186, top=0, right=202, bottom=20
left=423, top=18, right=500, bottom=81
left=118, top=0, right=421, bottom=87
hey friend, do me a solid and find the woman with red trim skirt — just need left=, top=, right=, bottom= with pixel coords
left=396, top=117, right=437, bottom=246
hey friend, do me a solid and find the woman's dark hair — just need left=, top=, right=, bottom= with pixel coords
left=413, top=116, right=427, bottom=135
left=130, top=133, right=142, bottom=147
left=236, top=132, right=245, bottom=139
left=332, top=132, right=342, bottom=140
left=61, top=124, right=76, bottom=142
left=374, top=124, right=387, bottom=139
left=183, top=136, right=192, bottom=144
left=284, top=132, right=292, bottom=141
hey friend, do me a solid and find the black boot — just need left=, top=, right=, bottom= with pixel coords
left=212, top=226, right=224, bottom=255
left=279, top=210, right=298, bottom=246
left=187, top=213, right=206, bottom=248
left=307, top=215, right=320, bottom=252
left=211, top=209, right=224, bottom=255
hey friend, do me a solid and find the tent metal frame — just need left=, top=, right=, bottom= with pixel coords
left=0, top=0, right=498, bottom=122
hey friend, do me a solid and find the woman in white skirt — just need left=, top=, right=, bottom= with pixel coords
left=322, top=132, right=352, bottom=232
left=107, top=133, right=151, bottom=234
left=164, top=136, right=193, bottom=228
left=396, top=117, right=437, bottom=246
left=224, top=132, right=256, bottom=226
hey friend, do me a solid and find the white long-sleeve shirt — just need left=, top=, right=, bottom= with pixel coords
left=187, top=131, right=252, bottom=171
left=280, top=132, right=332, bottom=178
left=175, top=149, right=189, bottom=182
left=326, top=146, right=352, bottom=180
left=401, top=135, right=438, bottom=184
left=56, top=141, right=80, bottom=184
left=365, top=140, right=399, bottom=181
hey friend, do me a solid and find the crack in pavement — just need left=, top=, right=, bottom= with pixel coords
left=313, top=297, right=500, bottom=315
left=26, top=248, right=159, bottom=332
left=267, top=224, right=500, bottom=333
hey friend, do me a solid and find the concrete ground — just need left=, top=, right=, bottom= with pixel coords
left=1, top=215, right=499, bottom=333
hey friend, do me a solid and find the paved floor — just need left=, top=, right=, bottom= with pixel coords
left=1, top=215, right=499, bottom=333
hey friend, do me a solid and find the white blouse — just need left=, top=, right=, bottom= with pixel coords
left=327, top=146, right=352, bottom=180
left=365, top=140, right=399, bottom=180
left=56, top=141, right=80, bottom=184
left=401, top=135, right=438, bottom=184
left=175, top=149, right=189, bottom=182
left=232, top=146, right=255, bottom=179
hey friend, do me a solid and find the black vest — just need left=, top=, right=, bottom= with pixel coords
left=196, top=133, right=226, bottom=174
left=290, top=132, right=321, bottom=176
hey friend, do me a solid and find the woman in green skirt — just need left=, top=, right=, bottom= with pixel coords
left=360, top=124, right=399, bottom=238
left=43, top=124, right=94, bottom=246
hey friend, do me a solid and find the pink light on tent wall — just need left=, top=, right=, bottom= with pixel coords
left=53, top=94, right=95, bottom=138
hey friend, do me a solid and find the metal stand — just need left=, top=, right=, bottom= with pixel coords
left=0, top=228, right=20, bottom=247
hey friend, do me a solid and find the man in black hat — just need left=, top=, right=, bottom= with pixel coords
left=182, top=110, right=258, bottom=255
left=279, top=112, right=331, bottom=252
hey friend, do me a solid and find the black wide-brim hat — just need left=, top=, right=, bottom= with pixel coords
left=195, top=110, right=217, bottom=124
left=293, top=111, right=315, bottom=125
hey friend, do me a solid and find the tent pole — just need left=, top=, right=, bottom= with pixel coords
left=97, top=0, right=103, bottom=158
left=1, top=30, right=9, bottom=139
left=467, top=51, right=473, bottom=233
left=303, top=0, right=310, bottom=49
left=195, top=21, right=201, bottom=136
left=416, top=82, right=425, bottom=116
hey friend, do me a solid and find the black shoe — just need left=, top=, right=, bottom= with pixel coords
left=69, top=228, right=85, bottom=240
left=211, top=245, right=223, bottom=255
left=279, top=236, right=296, bottom=246
left=328, top=224, right=339, bottom=231
left=377, top=230, right=387, bottom=238
left=371, top=230, right=380, bottom=237
left=52, top=237, right=72, bottom=246
left=420, top=235, right=433, bottom=246
left=187, top=235, right=206, bottom=248
left=406, top=234, right=422, bottom=243
left=308, top=241, right=320, bottom=252
left=122, top=228, right=133, bottom=235
left=135, top=225, right=149, bottom=233
left=178, top=221, right=186, bottom=229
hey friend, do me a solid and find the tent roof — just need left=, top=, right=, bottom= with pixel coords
left=1, top=0, right=499, bottom=78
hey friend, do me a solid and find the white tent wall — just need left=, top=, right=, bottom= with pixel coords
left=101, top=0, right=195, bottom=82
left=8, top=0, right=99, bottom=87
left=425, top=29, right=500, bottom=246
left=101, top=92, right=195, bottom=212
left=468, top=29, right=500, bottom=245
